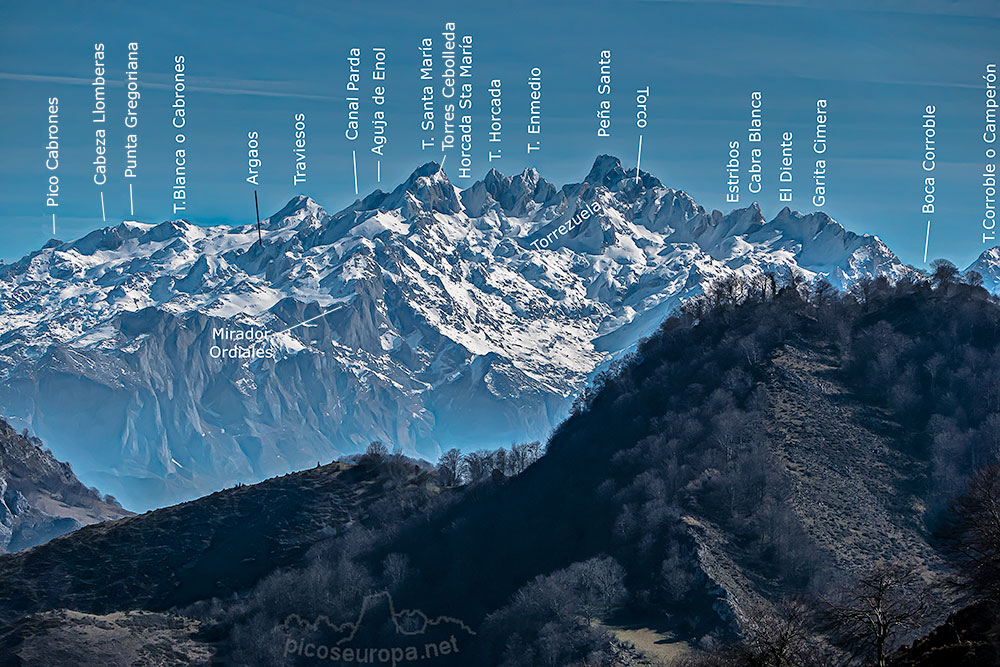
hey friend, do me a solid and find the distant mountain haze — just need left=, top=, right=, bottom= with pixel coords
left=1, top=156, right=997, bottom=510
left=3, top=281, right=997, bottom=664
left=0, top=418, right=130, bottom=554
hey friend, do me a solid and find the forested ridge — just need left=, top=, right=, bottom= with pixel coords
left=4, top=263, right=1000, bottom=666
left=205, top=264, right=1000, bottom=666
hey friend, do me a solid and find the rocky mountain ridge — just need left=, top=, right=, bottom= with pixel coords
left=0, top=155, right=994, bottom=509
left=2, top=282, right=994, bottom=665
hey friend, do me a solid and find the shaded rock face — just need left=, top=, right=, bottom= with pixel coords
left=0, top=418, right=130, bottom=553
left=0, top=156, right=915, bottom=510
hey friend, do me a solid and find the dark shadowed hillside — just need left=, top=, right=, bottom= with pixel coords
left=219, top=272, right=999, bottom=666
left=0, top=458, right=442, bottom=629
left=0, top=418, right=130, bottom=555
left=1, top=270, right=998, bottom=666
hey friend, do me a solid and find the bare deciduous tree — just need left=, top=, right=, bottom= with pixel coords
left=436, top=448, right=463, bottom=487
left=930, top=258, right=960, bottom=288
left=739, top=599, right=829, bottom=667
left=509, top=441, right=543, bottom=475
left=492, top=447, right=509, bottom=476
left=463, top=449, right=494, bottom=482
left=965, top=270, right=985, bottom=288
left=574, top=556, right=627, bottom=622
left=942, top=463, right=1000, bottom=602
left=822, top=564, right=932, bottom=667
left=364, top=440, right=388, bottom=461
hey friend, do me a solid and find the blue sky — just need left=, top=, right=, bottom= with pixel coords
left=1, top=0, right=997, bottom=267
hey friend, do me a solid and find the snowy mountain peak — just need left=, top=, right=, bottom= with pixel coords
left=0, top=156, right=937, bottom=509
left=355, top=161, right=462, bottom=215
left=585, top=154, right=625, bottom=187
left=271, top=194, right=323, bottom=219
left=968, top=246, right=1000, bottom=268
left=401, top=160, right=453, bottom=194
left=966, top=246, right=1000, bottom=292
left=266, top=195, right=328, bottom=234
left=410, top=160, right=446, bottom=179
left=581, top=154, right=661, bottom=194
left=771, top=206, right=838, bottom=233
left=476, top=165, right=557, bottom=216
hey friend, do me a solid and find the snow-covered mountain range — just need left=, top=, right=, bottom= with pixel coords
left=1, top=156, right=995, bottom=509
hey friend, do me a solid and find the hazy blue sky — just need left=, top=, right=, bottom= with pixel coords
left=1, top=0, right=997, bottom=267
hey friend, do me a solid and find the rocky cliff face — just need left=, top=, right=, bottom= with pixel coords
left=0, top=156, right=917, bottom=510
left=0, top=418, right=130, bottom=553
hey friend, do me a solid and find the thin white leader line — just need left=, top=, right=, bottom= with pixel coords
left=441, top=153, right=447, bottom=167
left=129, top=183, right=134, bottom=216
left=51, top=213, right=55, bottom=235
left=923, top=220, right=931, bottom=263
left=100, top=191, right=106, bottom=222
left=272, top=306, right=341, bottom=337
left=636, top=134, right=643, bottom=184
left=352, top=150, right=358, bottom=195
left=377, top=160, right=381, bottom=183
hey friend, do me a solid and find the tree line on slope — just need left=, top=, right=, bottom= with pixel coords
left=208, top=260, right=1000, bottom=666
left=355, top=439, right=545, bottom=486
